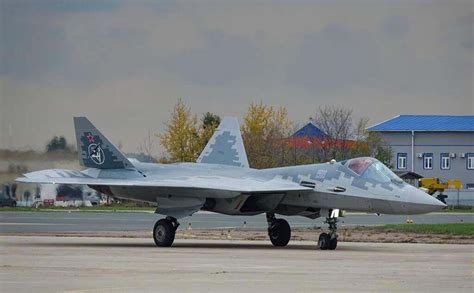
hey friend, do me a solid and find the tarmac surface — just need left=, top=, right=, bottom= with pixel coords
left=0, top=236, right=472, bottom=292
left=0, top=211, right=472, bottom=234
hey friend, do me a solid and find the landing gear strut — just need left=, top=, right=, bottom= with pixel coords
left=266, top=213, right=291, bottom=247
left=153, top=216, right=179, bottom=247
left=318, top=215, right=338, bottom=250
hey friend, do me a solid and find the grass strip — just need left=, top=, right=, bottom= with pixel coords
left=373, top=223, right=474, bottom=235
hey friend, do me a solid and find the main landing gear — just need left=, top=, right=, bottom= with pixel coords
left=153, top=216, right=179, bottom=247
left=318, top=215, right=338, bottom=250
left=266, top=213, right=291, bottom=247
left=266, top=211, right=338, bottom=250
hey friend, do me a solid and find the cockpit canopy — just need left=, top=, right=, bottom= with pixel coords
left=345, top=157, right=402, bottom=184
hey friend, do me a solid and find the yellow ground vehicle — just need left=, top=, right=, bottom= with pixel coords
left=418, top=178, right=462, bottom=204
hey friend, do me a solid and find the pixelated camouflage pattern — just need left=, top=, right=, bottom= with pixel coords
left=197, top=117, right=249, bottom=168
left=74, top=117, right=133, bottom=169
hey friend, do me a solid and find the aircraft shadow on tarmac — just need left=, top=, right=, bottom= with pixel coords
left=14, top=240, right=390, bottom=252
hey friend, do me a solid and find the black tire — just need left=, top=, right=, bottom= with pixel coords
left=328, top=237, right=337, bottom=250
left=318, top=233, right=330, bottom=250
left=153, top=219, right=176, bottom=247
left=268, top=218, right=291, bottom=247
left=11, top=201, right=16, bottom=208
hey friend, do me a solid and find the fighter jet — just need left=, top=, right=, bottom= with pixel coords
left=16, top=117, right=446, bottom=249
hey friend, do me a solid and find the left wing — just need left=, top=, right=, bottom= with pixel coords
left=16, top=169, right=312, bottom=198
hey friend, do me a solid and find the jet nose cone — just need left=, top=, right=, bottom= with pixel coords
left=423, top=194, right=447, bottom=209
left=407, top=188, right=447, bottom=214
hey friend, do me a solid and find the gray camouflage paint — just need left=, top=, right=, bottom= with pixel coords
left=18, top=116, right=445, bottom=219
left=74, top=117, right=133, bottom=169
left=197, top=117, right=249, bottom=168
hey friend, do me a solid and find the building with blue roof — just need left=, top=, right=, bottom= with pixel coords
left=367, top=115, right=474, bottom=132
left=292, top=121, right=327, bottom=138
left=368, top=115, right=474, bottom=206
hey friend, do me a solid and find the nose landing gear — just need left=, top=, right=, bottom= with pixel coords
left=266, top=213, right=291, bottom=247
left=318, top=214, right=338, bottom=250
left=153, top=216, right=179, bottom=247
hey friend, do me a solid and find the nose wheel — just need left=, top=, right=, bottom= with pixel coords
left=153, top=216, right=179, bottom=247
left=318, top=216, right=338, bottom=250
left=266, top=213, right=291, bottom=247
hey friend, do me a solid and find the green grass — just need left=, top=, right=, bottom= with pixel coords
left=374, top=223, right=474, bottom=235
left=441, top=206, right=473, bottom=213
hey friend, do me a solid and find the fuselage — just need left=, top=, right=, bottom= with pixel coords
left=94, top=157, right=445, bottom=217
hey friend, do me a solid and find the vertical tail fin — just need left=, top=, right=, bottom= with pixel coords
left=74, top=117, right=134, bottom=169
left=197, top=117, right=249, bottom=168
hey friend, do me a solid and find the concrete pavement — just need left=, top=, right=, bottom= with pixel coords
left=0, top=236, right=472, bottom=292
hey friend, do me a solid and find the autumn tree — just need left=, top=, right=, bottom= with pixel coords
left=159, top=99, right=200, bottom=162
left=241, top=102, right=293, bottom=168
left=159, top=101, right=221, bottom=162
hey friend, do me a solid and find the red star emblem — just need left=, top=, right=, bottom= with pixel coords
left=86, top=133, right=95, bottom=143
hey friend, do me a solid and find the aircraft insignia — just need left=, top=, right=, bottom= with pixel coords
left=88, top=143, right=105, bottom=165
left=86, top=133, right=95, bottom=143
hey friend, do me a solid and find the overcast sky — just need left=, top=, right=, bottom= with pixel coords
left=1, top=0, right=472, bottom=155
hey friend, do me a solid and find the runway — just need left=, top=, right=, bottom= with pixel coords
left=0, top=211, right=472, bottom=234
left=0, top=236, right=472, bottom=292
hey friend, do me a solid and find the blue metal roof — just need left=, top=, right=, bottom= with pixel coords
left=367, top=115, right=474, bottom=132
left=292, top=121, right=327, bottom=137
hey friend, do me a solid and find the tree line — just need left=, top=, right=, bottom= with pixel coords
left=157, top=99, right=392, bottom=168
